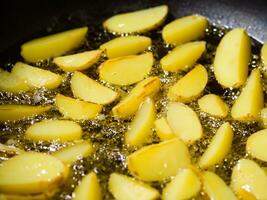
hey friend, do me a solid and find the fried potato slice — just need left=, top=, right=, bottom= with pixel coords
left=231, top=69, right=264, bottom=121
left=99, top=52, right=153, bottom=85
left=25, top=120, right=82, bottom=141
left=100, top=36, right=151, bottom=58
left=12, top=62, right=62, bottom=89
left=55, top=94, right=102, bottom=120
left=167, top=102, right=203, bottom=144
left=0, top=152, right=68, bottom=195
left=53, top=50, right=102, bottom=72
left=154, top=117, right=176, bottom=141
left=125, top=98, right=156, bottom=147
left=112, top=76, right=160, bottom=119
left=162, top=15, right=208, bottom=45
left=109, top=173, right=159, bottom=200
left=103, top=5, right=168, bottom=33
left=71, top=71, right=118, bottom=105
left=214, top=28, right=251, bottom=88
left=0, top=105, right=51, bottom=121
left=161, top=41, right=206, bottom=72
left=21, top=27, right=88, bottom=62
left=168, top=64, right=208, bottom=103
left=127, top=138, right=191, bottom=181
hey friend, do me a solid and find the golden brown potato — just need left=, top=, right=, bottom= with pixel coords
left=104, top=5, right=168, bottom=33
left=21, top=27, right=88, bottom=62
left=160, top=41, right=206, bottom=72
left=127, top=138, right=191, bottom=181
left=100, top=36, right=151, bottom=58
left=162, top=15, right=208, bottom=45
left=214, top=28, right=251, bottom=88
left=168, top=64, right=208, bottom=103
left=99, top=52, right=153, bottom=86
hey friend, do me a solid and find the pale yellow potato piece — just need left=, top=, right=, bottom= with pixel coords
left=154, top=117, right=176, bottom=141
left=100, top=36, right=151, bottom=58
left=55, top=94, right=102, bottom=120
left=246, top=129, right=267, bottom=162
left=231, top=159, right=267, bottom=200
left=0, top=152, right=68, bottom=195
left=125, top=98, right=156, bottom=146
left=162, top=168, right=201, bottom=200
left=53, top=141, right=93, bottom=166
left=0, top=69, right=30, bottom=93
left=12, top=62, right=62, bottom=89
left=161, top=41, right=206, bottom=72
left=214, top=28, right=251, bottom=88
left=71, top=71, right=118, bottom=105
left=25, top=120, right=82, bottom=141
left=21, top=27, right=88, bottom=62
left=198, top=94, right=229, bottom=118
left=162, top=15, right=208, bottom=45
left=167, top=102, right=203, bottom=144
left=0, top=105, right=51, bottom=121
left=112, top=76, right=160, bottom=119
left=231, top=69, right=264, bottom=121
left=202, top=171, right=238, bottom=200
left=127, top=138, right=191, bottom=181
left=262, top=43, right=267, bottom=77
left=108, top=173, right=159, bottom=200
left=198, top=122, right=233, bottom=169
left=73, top=172, right=102, bottom=200
left=99, top=52, right=153, bottom=86
left=53, top=50, right=102, bottom=72
left=168, top=64, right=208, bottom=103
left=263, top=167, right=267, bottom=175
left=103, top=5, right=168, bottom=33
left=259, top=107, right=267, bottom=128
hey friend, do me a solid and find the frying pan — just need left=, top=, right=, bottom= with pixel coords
left=0, top=0, right=266, bottom=66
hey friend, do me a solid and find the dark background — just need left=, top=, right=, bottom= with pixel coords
left=0, top=0, right=266, bottom=59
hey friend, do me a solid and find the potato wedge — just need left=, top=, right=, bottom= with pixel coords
left=103, top=5, right=168, bottom=33
left=231, top=69, right=264, bottom=121
left=99, top=52, right=153, bottom=85
left=202, top=171, right=238, bottom=200
left=127, top=138, right=191, bottom=181
left=53, top=50, right=102, bottom=72
left=73, top=172, right=102, bottom=200
left=55, top=94, right=102, bottom=120
left=162, top=168, right=201, bottom=200
left=168, top=64, right=208, bottom=103
left=53, top=141, right=93, bottom=166
left=161, top=41, right=206, bottom=72
left=198, top=122, right=233, bottom=169
left=0, top=143, right=24, bottom=156
left=125, top=98, right=156, bottom=147
left=71, top=71, right=118, bottom=105
left=21, top=27, right=88, bottom=62
left=262, top=43, right=267, bottom=77
left=246, top=129, right=267, bottom=162
left=0, top=69, right=30, bottom=93
left=112, top=76, right=160, bottom=119
left=154, top=117, right=176, bottom=141
left=0, top=152, right=68, bottom=195
left=167, top=102, right=203, bottom=144
left=108, top=173, right=159, bottom=200
left=0, top=105, right=51, bottom=121
left=25, top=120, right=82, bottom=141
left=162, top=15, right=208, bottom=45
left=231, top=159, right=267, bottom=200
left=100, top=36, right=151, bottom=58
left=259, top=108, right=267, bottom=128
left=214, top=28, right=251, bottom=88
left=198, top=94, right=229, bottom=118
left=12, top=62, right=62, bottom=89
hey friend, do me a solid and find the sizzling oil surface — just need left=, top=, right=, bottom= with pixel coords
left=0, top=23, right=266, bottom=199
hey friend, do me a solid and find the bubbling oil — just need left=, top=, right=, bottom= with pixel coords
left=0, top=22, right=265, bottom=199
